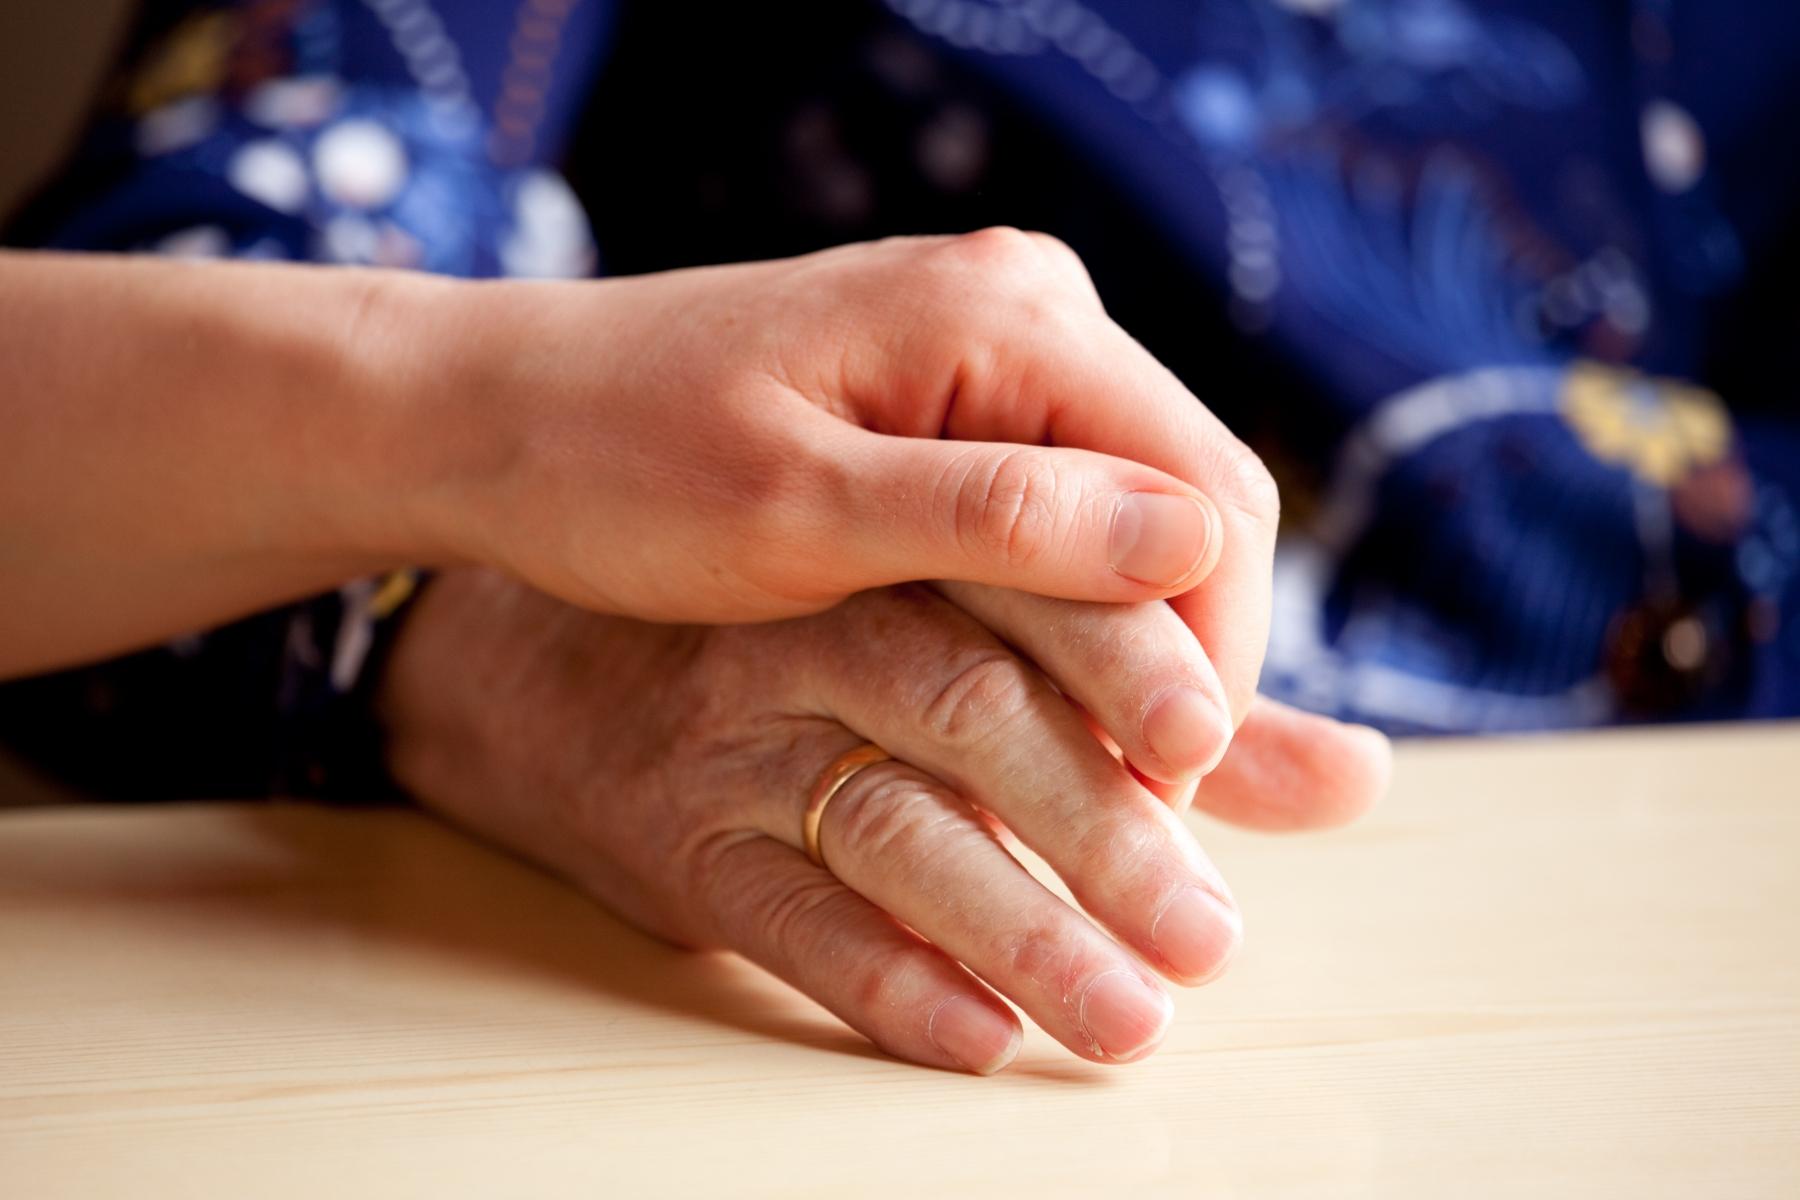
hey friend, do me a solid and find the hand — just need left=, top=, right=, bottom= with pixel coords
left=0, top=234, right=1273, bottom=723
left=379, top=570, right=1388, bottom=1074
left=384, top=229, right=1280, bottom=738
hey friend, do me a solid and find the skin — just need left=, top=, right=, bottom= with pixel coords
left=381, top=570, right=1391, bottom=1075
left=0, top=231, right=1275, bottom=785
left=5, top=232, right=1387, bottom=1072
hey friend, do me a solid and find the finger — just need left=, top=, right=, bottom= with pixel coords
left=786, top=588, right=1242, bottom=986
left=1193, top=697, right=1393, bottom=831
left=865, top=230, right=1281, bottom=725
left=1072, top=700, right=1200, bottom=809
left=695, top=830, right=1023, bottom=1075
left=1028, top=322, right=1275, bottom=730
left=816, top=420, right=1224, bottom=603
left=811, top=756, right=1176, bottom=1063
left=936, top=581, right=1232, bottom=784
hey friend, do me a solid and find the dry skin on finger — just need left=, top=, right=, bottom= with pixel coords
left=936, top=582, right=1233, bottom=784
left=693, top=830, right=1024, bottom=1075
left=775, top=588, right=1245, bottom=988
left=388, top=570, right=1385, bottom=1079
left=810, top=758, right=1177, bottom=1062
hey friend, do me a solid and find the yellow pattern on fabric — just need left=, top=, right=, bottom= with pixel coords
left=122, top=12, right=236, bottom=115
left=368, top=570, right=419, bottom=619
left=1560, top=361, right=1731, bottom=488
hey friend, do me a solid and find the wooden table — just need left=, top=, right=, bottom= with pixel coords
left=2, top=724, right=1796, bottom=1197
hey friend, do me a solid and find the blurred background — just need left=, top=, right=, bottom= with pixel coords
left=2, top=1, right=1796, bottom=804
left=0, top=2, right=134, bottom=221
left=0, top=1, right=128, bottom=804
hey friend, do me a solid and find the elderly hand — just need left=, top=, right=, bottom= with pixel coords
left=379, top=570, right=1388, bottom=1074
left=378, top=228, right=1279, bottom=753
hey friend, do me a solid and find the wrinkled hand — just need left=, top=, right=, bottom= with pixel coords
left=390, top=229, right=1279, bottom=743
left=379, top=570, right=1388, bottom=1074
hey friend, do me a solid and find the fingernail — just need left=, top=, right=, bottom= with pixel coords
left=1078, top=970, right=1173, bottom=1061
left=929, top=995, right=1022, bottom=1075
left=1143, top=685, right=1232, bottom=780
left=1152, top=885, right=1243, bottom=983
left=1110, top=492, right=1215, bottom=588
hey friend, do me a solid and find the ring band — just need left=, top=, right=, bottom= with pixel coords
left=803, top=744, right=893, bottom=870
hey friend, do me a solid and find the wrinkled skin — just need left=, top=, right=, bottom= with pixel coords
left=381, top=570, right=1389, bottom=1075
left=410, top=229, right=1282, bottom=735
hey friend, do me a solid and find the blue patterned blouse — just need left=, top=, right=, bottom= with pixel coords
left=4, top=0, right=1798, bottom=798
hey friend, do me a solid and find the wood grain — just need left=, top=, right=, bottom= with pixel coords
left=1, top=724, right=1796, bottom=1197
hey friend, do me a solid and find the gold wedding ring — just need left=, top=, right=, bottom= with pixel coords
left=803, top=744, right=893, bottom=871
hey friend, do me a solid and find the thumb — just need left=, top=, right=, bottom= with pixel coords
left=822, top=428, right=1225, bottom=602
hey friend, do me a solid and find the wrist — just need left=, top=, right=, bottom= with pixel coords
left=321, top=267, right=493, bottom=571
left=357, top=270, right=644, bottom=588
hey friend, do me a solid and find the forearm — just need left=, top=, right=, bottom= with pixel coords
left=0, top=250, right=451, bottom=677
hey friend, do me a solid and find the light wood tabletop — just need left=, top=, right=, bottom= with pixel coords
left=2, top=723, right=1796, bottom=1197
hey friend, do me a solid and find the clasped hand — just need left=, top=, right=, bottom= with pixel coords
left=371, top=230, right=1389, bottom=1073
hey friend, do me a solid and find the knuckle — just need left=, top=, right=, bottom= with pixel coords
left=904, top=231, right=1093, bottom=390
left=957, top=448, right=1064, bottom=571
left=1022, top=231, right=1097, bottom=292
left=1214, top=444, right=1282, bottom=531
left=1004, top=922, right=1089, bottom=994
left=754, top=871, right=853, bottom=958
left=919, top=652, right=1037, bottom=746
left=684, top=832, right=767, bottom=941
left=943, top=225, right=1045, bottom=275
left=1070, top=810, right=1167, bottom=888
left=918, top=228, right=1073, bottom=312
left=831, top=773, right=961, bottom=872
left=1046, top=599, right=1166, bottom=684
left=851, top=942, right=929, bottom=1014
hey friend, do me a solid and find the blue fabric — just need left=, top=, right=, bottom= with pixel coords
left=5, top=0, right=1799, bottom=787
left=876, top=0, right=1800, bottom=729
left=30, top=0, right=615, bottom=276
